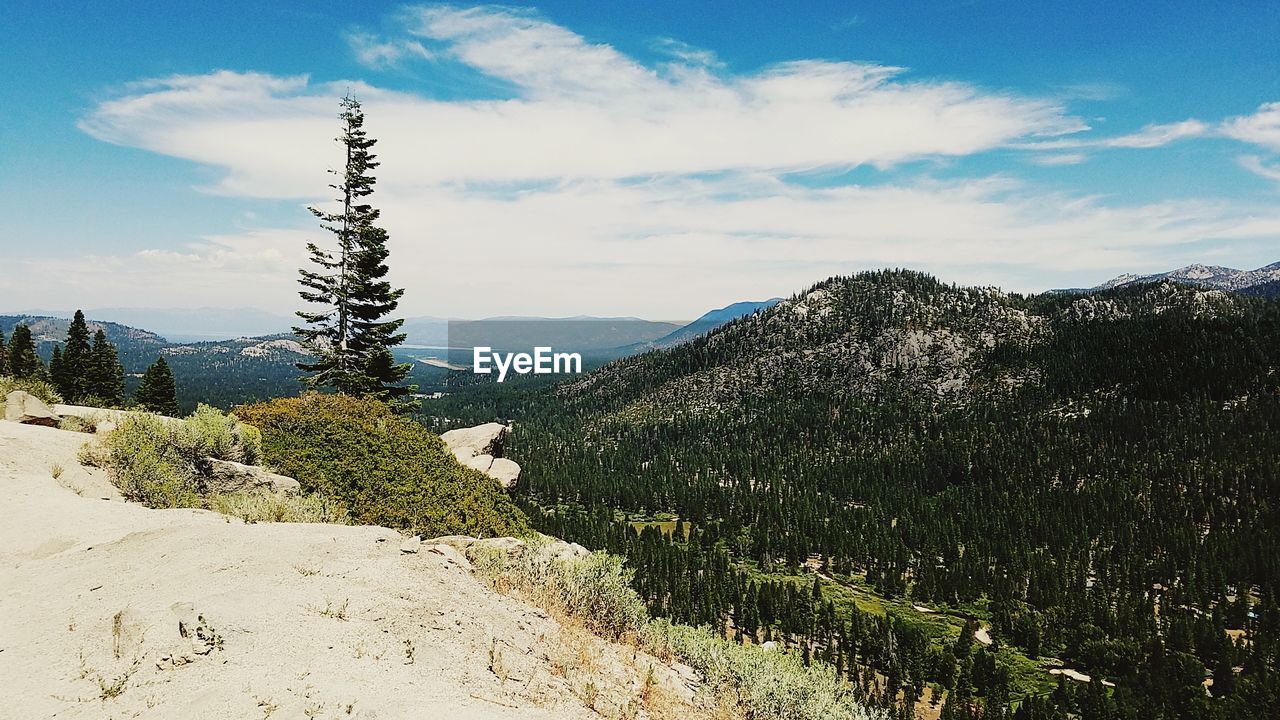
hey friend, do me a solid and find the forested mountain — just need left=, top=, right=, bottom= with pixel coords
left=423, top=271, right=1280, bottom=718
left=1, top=314, right=166, bottom=368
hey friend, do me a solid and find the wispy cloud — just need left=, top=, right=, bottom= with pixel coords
left=1239, top=155, right=1280, bottom=183
left=1017, top=119, right=1208, bottom=151
left=1028, top=153, right=1087, bottom=166
left=347, top=31, right=434, bottom=68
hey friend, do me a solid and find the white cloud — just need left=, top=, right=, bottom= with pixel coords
left=1222, top=102, right=1280, bottom=152
left=81, top=5, right=1083, bottom=199
left=347, top=31, right=434, bottom=68
left=1028, top=153, right=1087, bottom=166
left=1239, top=155, right=1280, bottom=182
left=43, top=4, right=1280, bottom=317
left=11, top=176, right=1280, bottom=317
left=1018, top=119, right=1207, bottom=151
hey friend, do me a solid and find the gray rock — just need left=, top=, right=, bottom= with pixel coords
left=400, top=535, right=421, bottom=554
left=440, top=423, right=521, bottom=488
left=202, top=458, right=300, bottom=495
left=440, top=423, right=508, bottom=459
left=486, top=458, right=521, bottom=488
left=5, top=391, right=61, bottom=427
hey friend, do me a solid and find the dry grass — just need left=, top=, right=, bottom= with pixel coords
left=212, top=489, right=349, bottom=525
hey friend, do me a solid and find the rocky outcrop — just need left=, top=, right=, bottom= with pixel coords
left=5, top=391, right=61, bottom=427
left=441, top=422, right=508, bottom=458
left=433, top=534, right=590, bottom=565
left=200, top=458, right=300, bottom=495
left=441, top=422, right=521, bottom=488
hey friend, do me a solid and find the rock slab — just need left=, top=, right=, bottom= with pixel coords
left=5, top=391, right=61, bottom=427
left=202, top=458, right=301, bottom=495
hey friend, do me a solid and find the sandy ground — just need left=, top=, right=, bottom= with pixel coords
left=0, top=420, right=693, bottom=720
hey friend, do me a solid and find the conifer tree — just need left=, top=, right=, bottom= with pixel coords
left=87, top=330, right=125, bottom=406
left=0, top=329, right=8, bottom=375
left=60, top=310, right=92, bottom=401
left=7, top=324, right=44, bottom=379
left=295, top=95, right=412, bottom=406
left=135, top=356, right=179, bottom=416
left=49, top=345, right=65, bottom=391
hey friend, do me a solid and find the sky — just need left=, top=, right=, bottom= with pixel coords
left=2, top=1, right=1280, bottom=320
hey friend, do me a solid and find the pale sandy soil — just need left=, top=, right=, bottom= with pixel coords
left=0, top=420, right=696, bottom=720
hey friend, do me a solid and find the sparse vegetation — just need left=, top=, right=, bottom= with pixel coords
left=59, top=412, right=104, bottom=434
left=311, top=598, right=350, bottom=621
left=473, top=538, right=884, bottom=720
left=0, top=374, right=63, bottom=405
left=472, top=537, right=646, bottom=640
left=212, top=488, right=348, bottom=524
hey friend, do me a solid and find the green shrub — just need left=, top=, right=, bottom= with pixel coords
left=94, top=405, right=265, bottom=510
left=172, top=404, right=263, bottom=465
left=0, top=375, right=63, bottom=405
left=471, top=537, right=647, bottom=640
left=60, top=413, right=103, bottom=434
left=212, top=489, right=350, bottom=524
left=101, top=413, right=200, bottom=508
left=640, top=621, right=884, bottom=720
left=235, top=393, right=530, bottom=538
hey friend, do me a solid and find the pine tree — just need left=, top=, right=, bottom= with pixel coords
left=135, top=357, right=179, bottom=416
left=294, top=95, right=412, bottom=406
left=7, top=324, right=44, bottom=379
left=60, top=310, right=92, bottom=401
left=87, top=330, right=125, bottom=406
left=0, top=329, right=7, bottom=375
left=49, top=345, right=65, bottom=392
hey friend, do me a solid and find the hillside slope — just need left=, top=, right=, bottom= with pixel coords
left=0, top=421, right=700, bottom=720
left=493, top=271, right=1280, bottom=716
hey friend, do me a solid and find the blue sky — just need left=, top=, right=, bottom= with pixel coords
left=3, top=1, right=1279, bottom=318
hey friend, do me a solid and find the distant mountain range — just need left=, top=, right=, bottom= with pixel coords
left=1053, top=261, right=1280, bottom=296
left=16, top=307, right=295, bottom=343
left=615, top=299, right=783, bottom=354
left=0, top=300, right=770, bottom=409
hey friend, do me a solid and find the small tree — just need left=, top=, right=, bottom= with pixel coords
left=7, top=324, right=44, bottom=379
left=295, top=95, right=412, bottom=407
left=49, top=344, right=66, bottom=391
left=87, top=330, right=126, bottom=406
left=135, top=356, right=180, bottom=416
left=0, top=329, right=8, bottom=375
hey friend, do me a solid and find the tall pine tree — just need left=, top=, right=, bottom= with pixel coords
left=87, top=330, right=125, bottom=406
left=134, top=356, right=179, bottom=416
left=59, top=310, right=92, bottom=401
left=0, top=329, right=8, bottom=375
left=7, top=324, right=44, bottom=379
left=295, top=96, right=411, bottom=407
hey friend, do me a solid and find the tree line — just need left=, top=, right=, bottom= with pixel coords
left=1, top=310, right=179, bottom=414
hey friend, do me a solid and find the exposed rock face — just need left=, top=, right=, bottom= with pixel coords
left=5, top=391, right=61, bottom=427
left=441, top=422, right=521, bottom=488
left=201, top=458, right=300, bottom=495
left=433, top=534, right=591, bottom=565
left=440, top=423, right=508, bottom=459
